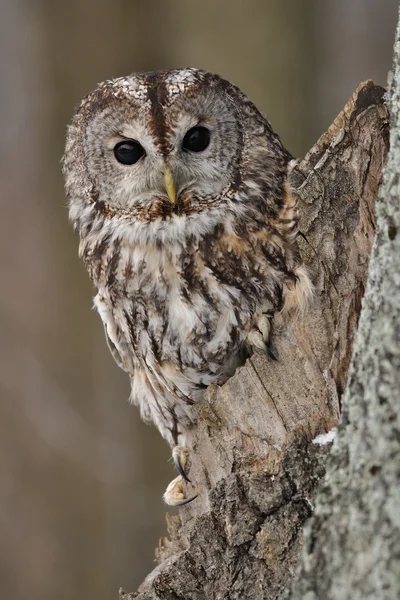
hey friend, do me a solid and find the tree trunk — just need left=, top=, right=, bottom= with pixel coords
left=290, top=14, right=400, bottom=600
left=120, top=48, right=394, bottom=600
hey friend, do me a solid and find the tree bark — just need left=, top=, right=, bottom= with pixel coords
left=120, top=75, right=391, bottom=599
left=290, top=14, right=400, bottom=600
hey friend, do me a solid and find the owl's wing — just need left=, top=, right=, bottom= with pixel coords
left=103, top=325, right=128, bottom=372
left=94, top=293, right=133, bottom=374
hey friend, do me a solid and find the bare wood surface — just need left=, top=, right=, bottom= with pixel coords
left=121, top=80, right=389, bottom=600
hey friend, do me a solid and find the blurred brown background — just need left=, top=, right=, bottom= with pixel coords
left=0, top=1, right=397, bottom=598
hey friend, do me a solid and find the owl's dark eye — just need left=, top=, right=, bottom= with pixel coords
left=182, top=127, right=210, bottom=153
left=113, top=140, right=145, bottom=165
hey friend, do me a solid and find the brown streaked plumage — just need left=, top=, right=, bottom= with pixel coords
left=62, top=68, right=312, bottom=504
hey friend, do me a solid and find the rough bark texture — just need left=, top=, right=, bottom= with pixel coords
left=120, top=80, right=389, bottom=600
left=290, top=17, right=400, bottom=600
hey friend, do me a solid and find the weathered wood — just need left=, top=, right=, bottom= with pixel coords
left=121, top=80, right=389, bottom=600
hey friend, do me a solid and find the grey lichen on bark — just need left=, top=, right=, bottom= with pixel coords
left=121, top=79, right=389, bottom=600
left=290, top=14, right=400, bottom=600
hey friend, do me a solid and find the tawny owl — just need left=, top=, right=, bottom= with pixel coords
left=63, top=68, right=311, bottom=505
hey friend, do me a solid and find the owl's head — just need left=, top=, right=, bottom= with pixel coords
left=63, top=68, right=289, bottom=243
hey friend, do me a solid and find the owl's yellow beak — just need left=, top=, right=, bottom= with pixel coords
left=163, top=164, right=176, bottom=204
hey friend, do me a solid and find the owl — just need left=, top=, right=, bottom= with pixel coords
left=63, top=68, right=311, bottom=505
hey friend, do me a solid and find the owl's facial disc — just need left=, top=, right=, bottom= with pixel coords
left=83, top=74, right=241, bottom=219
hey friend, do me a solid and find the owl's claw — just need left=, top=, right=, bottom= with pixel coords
left=172, top=446, right=191, bottom=482
left=248, top=314, right=279, bottom=361
left=266, top=342, right=279, bottom=361
left=163, top=446, right=197, bottom=506
left=163, top=475, right=198, bottom=506
left=257, top=314, right=271, bottom=340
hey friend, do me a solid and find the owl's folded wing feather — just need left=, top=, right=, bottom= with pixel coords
left=103, top=325, right=129, bottom=372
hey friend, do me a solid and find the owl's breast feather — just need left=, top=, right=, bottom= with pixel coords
left=94, top=226, right=286, bottom=379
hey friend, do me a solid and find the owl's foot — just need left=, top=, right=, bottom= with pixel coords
left=163, top=475, right=198, bottom=506
left=172, top=446, right=191, bottom=482
left=248, top=314, right=279, bottom=361
left=163, top=446, right=197, bottom=506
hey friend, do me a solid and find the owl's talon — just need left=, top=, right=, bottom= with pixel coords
left=163, top=475, right=198, bottom=506
left=248, top=330, right=268, bottom=354
left=248, top=321, right=279, bottom=361
left=172, top=446, right=191, bottom=482
left=266, top=342, right=279, bottom=361
left=164, top=447, right=196, bottom=505
left=171, top=493, right=198, bottom=507
left=257, top=314, right=271, bottom=341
